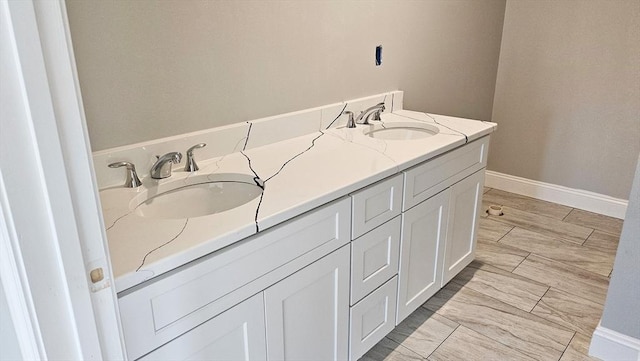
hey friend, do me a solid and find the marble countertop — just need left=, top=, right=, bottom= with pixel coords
left=100, top=109, right=496, bottom=292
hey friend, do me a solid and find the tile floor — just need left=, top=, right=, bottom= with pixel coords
left=361, top=188, right=623, bottom=361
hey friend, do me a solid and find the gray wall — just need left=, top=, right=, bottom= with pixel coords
left=66, top=0, right=506, bottom=151
left=489, top=0, right=640, bottom=199
left=600, top=155, right=640, bottom=339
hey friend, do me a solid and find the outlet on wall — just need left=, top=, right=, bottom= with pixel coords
left=375, top=45, right=382, bottom=66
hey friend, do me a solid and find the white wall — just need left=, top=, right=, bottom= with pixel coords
left=489, top=0, right=640, bottom=199
left=66, top=0, right=506, bottom=150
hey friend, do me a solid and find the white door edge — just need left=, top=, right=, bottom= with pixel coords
left=1, top=0, right=126, bottom=359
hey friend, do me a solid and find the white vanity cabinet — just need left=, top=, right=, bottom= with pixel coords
left=117, top=136, right=491, bottom=361
left=347, top=137, right=489, bottom=357
left=118, top=198, right=351, bottom=360
left=396, top=136, right=489, bottom=324
left=395, top=169, right=485, bottom=323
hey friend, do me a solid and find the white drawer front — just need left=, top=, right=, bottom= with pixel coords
left=350, top=216, right=401, bottom=305
left=138, top=293, right=267, bottom=361
left=119, top=198, right=351, bottom=360
left=351, top=174, right=403, bottom=239
left=404, top=136, right=489, bottom=211
left=349, top=276, right=398, bottom=361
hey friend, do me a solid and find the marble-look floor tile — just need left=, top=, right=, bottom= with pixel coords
left=428, top=326, right=536, bottom=361
left=387, top=307, right=457, bottom=358
left=476, top=238, right=529, bottom=272
left=500, top=228, right=615, bottom=277
left=563, top=208, right=623, bottom=236
left=360, top=337, right=423, bottom=361
left=583, top=230, right=619, bottom=253
left=483, top=202, right=593, bottom=244
left=559, top=333, right=600, bottom=361
left=513, top=255, right=609, bottom=305
left=451, top=261, right=548, bottom=312
left=484, top=189, right=573, bottom=220
left=483, top=186, right=491, bottom=194
left=423, top=282, right=574, bottom=361
left=532, top=289, right=603, bottom=336
left=477, top=217, right=513, bottom=242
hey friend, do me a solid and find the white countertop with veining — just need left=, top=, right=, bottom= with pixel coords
left=100, top=109, right=496, bottom=292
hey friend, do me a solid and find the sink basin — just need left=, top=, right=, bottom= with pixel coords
left=363, top=122, right=439, bottom=140
left=132, top=173, right=263, bottom=219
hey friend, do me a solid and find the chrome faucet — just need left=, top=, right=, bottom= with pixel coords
left=355, top=102, right=386, bottom=125
left=150, top=152, right=182, bottom=179
left=184, top=143, right=206, bottom=172
left=343, top=111, right=356, bottom=128
left=342, top=102, right=386, bottom=129
left=108, top=161, right=142, bottom=188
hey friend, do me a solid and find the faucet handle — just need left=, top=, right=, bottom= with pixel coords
left=343, top=111, right=356, bottom=128
left=184, top=143, right=207, bottom=172
left=371, top=109, right=382, bottom=121
left=108, top=161, right=142, bottom=188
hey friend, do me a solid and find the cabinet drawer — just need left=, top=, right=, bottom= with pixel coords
left=403, top=136, right=489, bottom=211
left=119, top=198, right=351, bottom=360
left=350, top=216, right=401, bottom=305
left=351, top=174, right=403, bottom=239
left=349, top=276, right=398, bottom=361
left=138, top=293, right=267, bottom=361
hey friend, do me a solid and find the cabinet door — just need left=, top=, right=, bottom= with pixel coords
left=441, top=170, right=484, bottom=286
left=138, top=293, right=266, bottom=361
left=396, top=190, right=449, bottom=324
left=264, top=245, right=350, bottom=361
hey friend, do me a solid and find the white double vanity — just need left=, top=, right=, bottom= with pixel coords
left=95, top=91, right=496, bottom=360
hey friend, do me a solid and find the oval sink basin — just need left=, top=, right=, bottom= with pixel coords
left=133, top=173, right=263, bottom=219
left=363, top=122, right=439, bottom=140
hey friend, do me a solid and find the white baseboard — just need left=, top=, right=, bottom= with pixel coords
left=590, top=323, right=640, bottom=361
left=484, top=171, right=628, bottom=219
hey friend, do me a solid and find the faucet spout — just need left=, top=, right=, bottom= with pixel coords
left=150, top=152, right=182, bottom=179
left=356, top=102, right=386, bottom=125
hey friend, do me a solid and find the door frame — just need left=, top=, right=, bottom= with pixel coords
left=1, top=0, right=125, bottom=359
